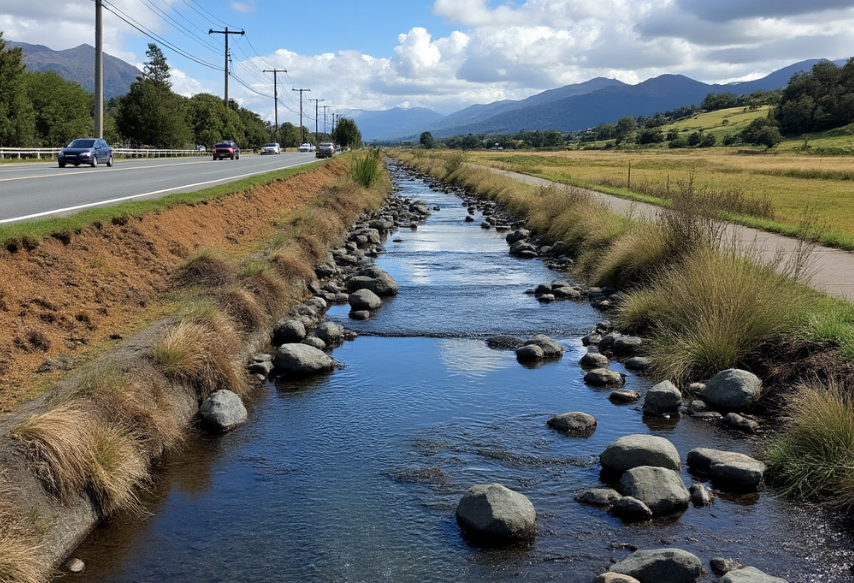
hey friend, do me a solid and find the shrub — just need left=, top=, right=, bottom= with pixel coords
left=350, top=149, right=384, bottom=188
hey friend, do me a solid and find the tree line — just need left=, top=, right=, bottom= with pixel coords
left=0, top=33, right=362, bottom=150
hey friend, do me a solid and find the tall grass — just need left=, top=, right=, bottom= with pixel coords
left=765, top=377, right=854, bottom=511
left=0, top=478, right=42, bottom=583
left=350, top=149, right=384, bottom=188
left=617, top=245, right=810, bottom=383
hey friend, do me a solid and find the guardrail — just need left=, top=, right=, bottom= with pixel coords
left=0, top=147, right=209, bottom=160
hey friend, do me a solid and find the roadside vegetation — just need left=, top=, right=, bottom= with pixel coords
left=393, top=148, right=854, bottom=513
left=2, top=157, right=390, bottom=582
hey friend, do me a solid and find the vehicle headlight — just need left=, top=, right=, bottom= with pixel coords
left=80, top=152, right=91, bottom=157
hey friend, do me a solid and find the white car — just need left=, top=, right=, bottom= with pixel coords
left=261, top=142, right=281, bottom=155
left=298, top=143, right=312, bottom=152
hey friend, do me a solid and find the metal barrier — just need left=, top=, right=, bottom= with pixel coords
left=0, top=147, right=209, bottom=160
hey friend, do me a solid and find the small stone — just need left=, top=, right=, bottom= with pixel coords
left=575, top=488, right=622, bottom=506
left=690, top=483, right=714, bottom=507
left=547, top=412, right=597, bottom=435
left=610, top=390, right=641, bottom=403
left=68, top=558, right=85, bottom=573
left=711, top=557, right=745, bottom=575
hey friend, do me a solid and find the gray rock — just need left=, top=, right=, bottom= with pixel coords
left=547, top=412, right=597, bottom=435
left=553, top=286, right=583, bottom=300
left=348, top=288, right=382, bottom=311
left=247, top=360, right=273, bottom=375
left=601, top=434, right=681, bottom=474
left=612, top=335, right=644, bottom=356
left=273, top=318, right=307, bottom=345
left=506, top=229, right=530, bottom=244
left=302, top=337, right=327, bottom=350
left=509, top=240, right=538, bottom=256
left=643, top=381, right=682, bottom=415
left=349, top=310, right=370, bottom=321
left=315, top=321, right=345, bottom=345
left=580, top=350, right=610, bottom=368
left=347, top=265, right=399, bottom=296
left=537, top=293, right=556, bottom=303
left=686, top=448, right=766, bottom=490
left=625, top=357, right=650, bottom=371
left=610, top=390, right=641, bottom=403
left=595, top=574, right=641, bottom=583
left=711, top=558, right=745, bottom=575
left=582, top=333, right=603, bottom=346
left=575, top=488, right=622, bottom=506
left=584, top=368, right=626, bottom=388
left=524, top=334, right=563, bottom=358
left=724, top=412, right=759, bottom=433
left=720, top=567, right=789, bottom=583
left=598, top=332, right=622, bottom=352
left=307, top=296, right=328, bottom=313
left=198, top=390, right=248, bottom=432
left=609, top=548, right=703, bottom=583
left=619, top=466, right=690, bottom=515
left=486, top=336, right=524, bottom=350
left=689, top=483, right=714, bottom=507
left=611, top=496, right=653, bottom=522
left=516, top=344, right=545, bottom=362
left=702, top=369, right=762, bottom=411
left=274, top=344, right=336, bottom=376
left=456, top=483, right=536, bottom=544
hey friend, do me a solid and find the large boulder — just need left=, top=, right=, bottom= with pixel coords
left=611, top=335, right=644, bottom=356
left=347, top=265, right=399, bottom=296
left=523, top=334, right=563, bottom=358
left=609, top=548, right=704, bottom=583
left=619, top=466, right=690, bottom=515
left=643, top=381, right=682, bottom=415
left=600, top=434, right=681, bottom=474
left=314, top=321, right=345, bottom=345
left=720, top=567, right=789, bottom=583
left=348, top=288, right=382, bottom=311
left=686, top=448, right=766, bottom=490
left=455, top=483, right=536, bottom=544
left=702, top=369, right=762, bottom=411
left=198, top=390, right=247, bottom=432
left=547, top=412, right=596, bottom=436
left=273, top=344, right=336, bottom=377
left=584, top=368, right=626, bottom=388
left=272, top=318, right=306, bottom=345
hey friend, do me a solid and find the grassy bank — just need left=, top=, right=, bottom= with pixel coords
left=1, top=153, right=391, bottom=582
left=392, top=148, right=854, bottom=512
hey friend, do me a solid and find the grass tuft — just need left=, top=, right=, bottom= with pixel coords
left=0, top=478, right=43, bottom=583
left=765, top=376, right=854, bottom=511
left=173, top=248, right=237, bottom=288
left=350, top=149, right=384, bottom=188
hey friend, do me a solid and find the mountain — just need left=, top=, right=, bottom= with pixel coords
left=10, top=41, right=141, bottom=99
left=405, top=59, right=847, bottom=140
left=346, top=107, right=445, bottom=141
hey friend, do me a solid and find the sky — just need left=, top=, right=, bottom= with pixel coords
left=1, top=0, right=853, bottom=128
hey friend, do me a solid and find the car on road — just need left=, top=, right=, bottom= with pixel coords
left=58, top=138, right=113, bottom=168
left=298, top=143, right=314, bottom=152
left=315, top=142, right=335, bottom=158
left=213, top=141, right=240, bottom=160
left=260, top=142, right=281, bottom=155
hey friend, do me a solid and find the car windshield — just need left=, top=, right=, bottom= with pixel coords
left=264, top=144, right=277, bottom=148
left=215, top=143, right=232, bottom=148
left=68, top=139, right=95, bottom=148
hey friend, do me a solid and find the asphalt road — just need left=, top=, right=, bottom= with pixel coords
left=0, top=152, right=319, bottom=224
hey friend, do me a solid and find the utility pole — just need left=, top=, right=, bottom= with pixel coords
left=209, top=27, right=244, bottom=106
left=310, top=98, right=325, bottom=147
left=264, top=68, right=287, bottom=142
left=322, top=105, right=331, bottom=141
left=292, top=88, right=310, bottom=144
left=94, top=0, right=104, bottom=138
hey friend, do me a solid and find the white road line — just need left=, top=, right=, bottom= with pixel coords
left=0, top=160, right=312, bottom=224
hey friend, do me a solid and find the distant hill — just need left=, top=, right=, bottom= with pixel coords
left=10, top=41, right=141, bottom=99
left=346, top=107, right=445, bottom=142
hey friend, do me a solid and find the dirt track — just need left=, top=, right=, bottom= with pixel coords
left=0, top=162, right=345, bottom=413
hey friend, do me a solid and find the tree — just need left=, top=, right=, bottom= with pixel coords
left=420, top=131, right=435, bottom=149
left=614, top=116, right=637, bottom=144
left=740, top=116, right=782, bottom=148
left=0, top=31, right=35, bottom=146
left=333, top=117, right=361, bottom=149
left=142, top=43, right=171, bottom=88
left=25, top=70, right=93, bottom=146
left=186, top=93, right=241, bottom=148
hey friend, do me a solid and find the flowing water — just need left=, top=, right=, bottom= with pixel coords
left=69, top=164, right=854, bottom=582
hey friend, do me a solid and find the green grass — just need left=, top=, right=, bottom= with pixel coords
left=350, top=149, right=384, bottom=188
left=0, top=160, right=328, bottom=252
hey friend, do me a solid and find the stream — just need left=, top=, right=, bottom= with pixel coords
left=68, top=162, right=854, bottom=582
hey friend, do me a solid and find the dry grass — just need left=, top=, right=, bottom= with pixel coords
left=150, top=317, right=248, bottom=401
left=87, top=424, right=149, bottom=516
left=173, top=248, right=237, bottom=288
left=220, top=286, right=268, bottom=334
left=0, top=478, right=43, bottom=583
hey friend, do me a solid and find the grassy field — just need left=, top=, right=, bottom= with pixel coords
left=471, top=143, right=854, bottom=249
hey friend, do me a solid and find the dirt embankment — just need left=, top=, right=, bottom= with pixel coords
left=0, top=162, right=345, bottom=414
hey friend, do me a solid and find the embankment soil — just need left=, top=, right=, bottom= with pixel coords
left=0, top=162, right=344, bottom=413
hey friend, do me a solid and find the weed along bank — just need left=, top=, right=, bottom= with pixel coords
left=2, top=152, right=854, bottom=582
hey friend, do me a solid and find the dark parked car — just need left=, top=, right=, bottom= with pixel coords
left=213, top=141, right=240, bottom=160
left=316, top=142, right=335, bottom=158
left=58, top=138, right=113, bottom=168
